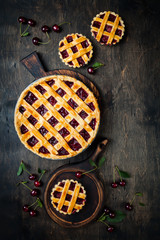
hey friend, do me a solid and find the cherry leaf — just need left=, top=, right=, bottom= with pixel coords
left=37, top=198, right=43, bottom=208
left=38, top=168, right=42, bottom=173
left=106, top=211, right=126, bottom=223
left=21, top=162, right=26, bottom=171
left=99, top=215, right=106, bottom=221
left=119, top=170, right=130, bottom=178
left=22, top=32, right=29, bottom=37
left=17, top=164, right=23, bottom=176
left=92, top=62, right=104, bottom=69
left=139, top=202, right=145, bottom=206
left=136, top=192, right=143, bottom=197
left=89, top=159, right=97, bottom=168
left=98, top=157, right=106, bottom=168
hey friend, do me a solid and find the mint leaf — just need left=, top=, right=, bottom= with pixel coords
left=119, top=170, right=130, bottom=178
left=22, top=32, right=29, bottom=37
left=37, top=198, right=43, bottom=208
left=92, top=62, right=104, bottom=69
left=89, top=159, right=97, bottom=168
left=17, top=164, right=23, bottom=176
left=106, top=211, right=126, bottom=223
left=98, top=157, right=106, bottom=168
left=136, top=192, right=143, bottom=197
left=139, top=202, right=145, bottom=206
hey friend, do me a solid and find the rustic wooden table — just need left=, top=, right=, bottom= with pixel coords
left=1, top=0, right=160, bottom=239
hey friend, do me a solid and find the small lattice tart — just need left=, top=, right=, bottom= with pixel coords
left=58, top=33, right=93, bottom=68
left=91, top=11, right=125, bottom=46
left=14, top=75, right=100, bottom=160
left=51, top=179, right=86, bottom=215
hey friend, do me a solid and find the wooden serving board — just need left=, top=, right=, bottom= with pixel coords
left=44, top=139, right=108, bottom=228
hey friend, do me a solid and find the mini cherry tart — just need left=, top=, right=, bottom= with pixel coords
left=58, top=33, right=93, bottom=68
left=90, top=11, right=125, bottom=46
left=14, top=75, right=100, bottom=160
left=51, top=179, right=86, bottom=215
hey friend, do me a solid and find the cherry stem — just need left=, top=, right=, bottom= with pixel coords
left=38, top=32, right=51, bottom=45
left=38, top=170, right=46, bottom=182
left=20, top=24, right=30, bottom=37
left=115, top=166, right=122, bottom=181
left=113, top=168, right=116, bottom=183
left=59, top=22, right=71, bottom=26
left=97, top=219, right=110, bottom=227
left=34, top=204, right=39, bottom=210
left=82, top=167, right=97, bottom=175
left=24, top=169, right=32, bottom=175
left=21, top=182, right=32, bottom=191
left=29, top=198, right=39, bottom=208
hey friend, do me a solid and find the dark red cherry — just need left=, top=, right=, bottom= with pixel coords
left=23, top=205, right=29, bottom=212
left=18, top=16, right=27, bottom=24
left=52, top=24, right=61, bottom=32
left=41, top=25, right=50, bottom=33
left=34, top=180, right=41, bottom=187
left=119, top=180, right=126, bottom=187
left=107, top=226, right=114, bottom=232
left=104, top=208, right=110, bottom=215
left=87, top=67, right=95, bottom=74
left=32, top=37, right=40, bottom=45
left=29, top=210, right=37, bottom=217
left=29, top=174, right=37, bottom=180
left=30, top=189, right=39, bottom=197
left=28, top=19, right=36, bottom=27
left=109, top=212, right=115, bottom=218
left=75, top=171, right=82, bottom=179
left=125, top=203, right=133, bottom=211
left=111, top=182, right=118, bottom=188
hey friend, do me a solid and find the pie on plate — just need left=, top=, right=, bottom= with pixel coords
left=14, top=75, right=100, bottom=160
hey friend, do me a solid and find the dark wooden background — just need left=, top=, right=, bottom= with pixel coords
left=0, top=0, right=160, bottom=239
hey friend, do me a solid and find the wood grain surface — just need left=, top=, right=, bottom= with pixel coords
left=0, top=0, right=160, bottom=240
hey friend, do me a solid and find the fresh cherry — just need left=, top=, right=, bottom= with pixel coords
left=41, top=25, right=50, bottom=33
left=34, top=180, right=41, bottom=187
left=52, top=24, right=61, bottom=33
left=87, top=67, right=95, bottom=74
left=18, top=16, right=27, bottom=24
left=125, top=203, right=133, bottom=211
left=109, top=212, right=115, bottom=218
left=23, top=204, right=29, bottom=212
left=104, top=208, right=110, bottom=215
left=119, top=180, right=126, bottom=187
left=107, top=226, right=114, bottom=232
left=111, top=182, right=118, bottom=188
left=30, top=189, right=39, bottom=197
left=29, top=210, right=37, bottom=217
left=75, top=171, right=82, bottom=179
left=29, top=174, right=37, bottom=180
left=32, top=37, right=40, bottom=45
left=28, top=19, right=36, bottom=27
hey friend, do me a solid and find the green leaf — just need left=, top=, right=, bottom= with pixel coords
left=22, top=32, right=29, bottom=37
left=17, top=164, right=23, bottom=176
left=119, top=170, right=130, bottom=178
left=37, top=198, right=43, bottom=208
left=92, top=62, right=104, bottom=69
left=89, top=158, right=97, bottom=168
left=21, top=162, right=26, bottom=171
left=139, top=202, right=145, bottom=206
left=98, top=157, right=106, bottom=168
left=106, top=210, right=126, bottom=223
left=21, top=181, right=28, bottom=184
left=99, top=215, right=106, bottom=221
left=136, top=192, right=143, bottom=197
left=38, top=168, right=42, bottom=173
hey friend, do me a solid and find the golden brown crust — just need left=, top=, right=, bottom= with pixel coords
left=58, top=33, right=93, bottom=68
left=14, top=75, right=100, bottom=160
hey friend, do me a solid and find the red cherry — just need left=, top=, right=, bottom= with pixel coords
left=52, top=24, right=61, bottom=32
left=104, top=208, right=110, bottom=215
left=125, top=203, right=133, bottom=211
left=119, top=180, right=126, bottom=186
left=109, top=212, right=115, bottom=218
left=29, top=174, right=37, bottom=180
left=41, top=25, right=50, bottom=33
left=32, top=37, right=40, bottom=46
left=34, top=180, right=41, bottom=187
left=23, top=205, right=29, bottom=212
left=107, top=226, right=114, bottom=232
left=75, top=171, right=82, bottom=179
left=87, top=67, right=95, bottom=74
left=111, top=182, right=118, bottom=188
left=18, top=16, right=27, bottom=24
left=30, top=189, right=39, bottom=197
left=28, top=19, right=36, bottom=27
left=29, top=210, right=37, bottom=217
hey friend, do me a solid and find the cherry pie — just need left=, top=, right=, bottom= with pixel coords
left=91, top=11, right=125, bottom=46
left=14, top=75, right=100, bottom=159
left=51, top=179, right=86, bottom=215
left=59, top=33, right=93, bottom=68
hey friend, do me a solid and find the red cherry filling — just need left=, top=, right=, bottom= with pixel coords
left=54, top=202, right=58, bottom=207
left=68, top=138, right=82, bottom=151
left=76, top=88, right=88, bottom=101
left=39, top=146, right=50, bottom=154
left=93, top=31, right=97, bottom=38
left=69, top=118, right=79, bottom=128
left=105, top=25, right=112, bottom=33
left=58, top=147, right=69, bottom=156
left=66, top=36, right=73, bottom=43
left=56, top=88, right=66, bottom=97
left=48, top=116, right=59, bottom=127
left=60, top=42, right=64, bottom=47
left=59, top=182, right=65, bottom=187
left=20, top=124, right=28, bottom=134
left=67, top=98, right=78, bottom=109
left=46, top=79, right=55, bottom=87
left=61, top=50, right=69, bottom=59
left=19, top=106, right=26, bottom=114
left=79, top=110, right=88, bottom=119
left=93, top=21, right=101, bottom=29
left=115, top=29, right=122, bottom=37
left=61, top=205, right=68, bottom=213
left=108, top=14, right=116, bottom=22
left=79, top=128, right=90, bottom=142
left=77, top=57, right=85, bottom=66
left=99, top=13, right=105, bottom=19
left=68, top=61, right=73, bottom=65
left=28, top=115, right=38, bottom=126
left=53, top=191, right=62, bottom=198
left=48, top=96, right=57, bottom=106
left=81, top=40, right=89, bottom=48
left=58, top=127, right=70, bottom=138
left=71, top=46, right=78, bottom=53
left=100, top=35, right=109, bottom=44
left=80, top=187, right=84, bottom=193
left=87, top=102, right=95, bottom=111
left=69, top=182, right=75, bottom=191
left=64, top=81, right=74, bottom=88
left=76, top=197, right=84, bottom=205
left=48, top=136, right=58, bottom=146
left=58, top=107, right=69, bottom=118
left=27, top=136, right=39, bottom=147
left=24, top=91, right=38, bottom=105
left=39, top=126, right=48, bottom=136
left=89, top=118, right=96, bottom=130
left=65, top=194, right=72, bottom=201
left=35, top=85, right=46, bottom=94
left=86, top=52, right=90, bottom=58
left=37, top=104, right=48, bottom=116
